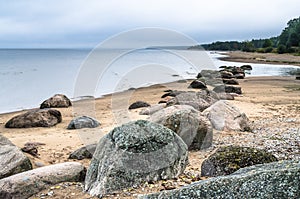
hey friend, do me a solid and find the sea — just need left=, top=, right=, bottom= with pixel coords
left=0, top=48, right=299, bottom=114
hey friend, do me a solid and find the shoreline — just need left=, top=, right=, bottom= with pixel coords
left=1, top=75, right=300, bottom=198
left=218, top=51, right=300, bottom=66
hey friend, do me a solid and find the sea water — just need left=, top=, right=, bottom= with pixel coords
left=0, top=49, right=298, bottom=113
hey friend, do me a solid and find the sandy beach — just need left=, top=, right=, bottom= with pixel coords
left=0, top=74, right=300, bottom=198
left=219, top=51, right=300, bottom=66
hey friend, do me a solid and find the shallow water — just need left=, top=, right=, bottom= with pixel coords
left=0, top=49, right=298, bottom=113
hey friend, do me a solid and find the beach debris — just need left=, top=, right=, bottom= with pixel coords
left=21, top=142, right=45, bottom=157
left=0, top=162, right=86, bottom=199
left=0, top=135, right=32, bottom=179
left=67, top=116, right=100, bottom=129
left=188, top=80, right=207, bottom=89
left=150, top=105, right=213, bottom=150
left=140, top=160, right=299, bottom=199
left=5, top=109, right=62, bottom=128
left=201, top=145, right=278, bottom=177
left=85, top=120, right=188, bottom=198
left=202, top=100, right=251, bottom=131
left=68, top=144, right=97, bottom=160
left=128, top=101, right=151, bottom=110
left=40, top=94, right=72, bottom=109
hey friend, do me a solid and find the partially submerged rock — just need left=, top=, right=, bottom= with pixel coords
left=85, top=120, right=188, bottom=198
left=0, top=162, right=86, bottom=199
left=150, top=105, right=213, bottom=150
left=68, top=144, right=97, bottom=160
left=5, top=109, right=62, bottom=128
left=40, top=94, right=72, bottom=109
left=201, top=145, right=278, bottom=177
left=67, top=116, right=100, bottom=129
left=203, top=100, right=251, bottom=131
left=0, top=135, right=32, bottom=179
left=140, top=160, right=300, bottom=199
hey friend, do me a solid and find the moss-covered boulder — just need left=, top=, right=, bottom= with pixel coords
left=201, top=146, right=278, bottom=177
left=85, top=120, right=188, bottom=198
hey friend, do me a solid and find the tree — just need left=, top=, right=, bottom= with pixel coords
left=262, top=39, right=272, bottom=48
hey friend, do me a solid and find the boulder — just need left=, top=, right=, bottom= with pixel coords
left=150, top=105, right=213, bottom=150
left=68, top=144, right=97, bottom=160
left=240, top=64, right=252, bottom=70
left=188, top=80, right=207, bottom=89
left=139, top=104, right=166, bottom=115
left=167, top=90, right=219, bottom=111
left=0, top=162, right=86, bottom=199
left=217, top=93, right=235, bottom=100
left=140, top=160, right=300, bottom=199
left=201, top=146, right=278, bottom=177
left=202, top=100, right=251, bottom=131
left=196, top=73, right=202, bottom=78
left=67, top=116, right=100, bottom=129
left=5, top=109, right=62, bottom=128
left=220, top=71, right=234, bottom=79
left=235, top=73, right=245, bottom=79
left=40, top=94, right=72, bottom=109
left=213, top=85, right=242, bottom=94
left=85, top=120, right=188, bottom=198
left=222, top=78, right=239, bottom=85
left=200, top=70, right=221, bottom=79
left=128, top=101, right=151, bottom=110
left=0, top=135, right=32, bottom=179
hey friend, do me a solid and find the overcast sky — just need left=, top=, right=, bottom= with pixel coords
left=1, top=0, right=300, bottom=48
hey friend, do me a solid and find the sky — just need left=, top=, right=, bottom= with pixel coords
left=1, top=0, right=300, bottom=48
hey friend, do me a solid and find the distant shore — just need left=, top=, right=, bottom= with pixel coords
left=219, top=51, right=300, bottom=66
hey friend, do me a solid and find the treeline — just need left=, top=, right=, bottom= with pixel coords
left=190, top=17, right=300, bottom=54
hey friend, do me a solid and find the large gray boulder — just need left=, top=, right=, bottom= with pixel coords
left=201, top=146, right=278, bottom=177
left=0, top=162, right=86, bottom=199
left=67, top=116, right=100, bottom=129
left=85, top=120, right=188, bottom=198
left=40, top=94, right=72, bottom=109
left=202, top=100, right=251, bottom=131
left=150, top=105, right=213, bottom=150
left=5, top=109, right=62, bottom=128
left=140, top=160, right=300, bottom=199
left=0, top=135, right=32, bottom=179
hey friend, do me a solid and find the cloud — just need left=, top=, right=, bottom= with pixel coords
left=0, top=0, right=299, bottom=47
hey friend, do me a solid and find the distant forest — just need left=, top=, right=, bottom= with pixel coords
left=190, top=17, right=300, bottom=54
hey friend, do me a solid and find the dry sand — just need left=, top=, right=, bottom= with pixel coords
left=219, top=51, right=300, bottom=66
left=0, top=76, right=300, bottom=198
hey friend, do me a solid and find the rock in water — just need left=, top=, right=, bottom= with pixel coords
left=201, top=146, right=278, bottom=177
left=68, top=144, right=97, bottom=160
left=85, top=120, right=188, bottom=198
left=40, top=94, right=72, bottom=109
left=128, top=101, right=151, bottom=110
left=150, top=105, right=213, bottom=150
left=0, top=135, right=32, bottom=179
left=67, top=116, right=100, bottom=129
left=5, top=109, right=62, bottom=128
left=140, top=160, right=300, bottom=199
left=202, top=100, right=251, bottom=131
left=0, top=162, right=86, bottom=199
